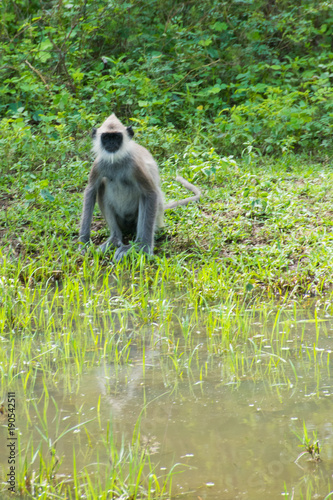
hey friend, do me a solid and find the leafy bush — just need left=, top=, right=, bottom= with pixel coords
left=1, top=0, right=333, bottom=154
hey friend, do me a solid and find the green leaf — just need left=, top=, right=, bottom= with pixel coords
left=40, top=189, right=55, bottom=202
left=199, top=38, right=212, bottom=47
left=212, top=22, right=228, bottom=32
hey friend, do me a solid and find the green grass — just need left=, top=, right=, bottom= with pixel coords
left=2, top=122, right=333, bottom=297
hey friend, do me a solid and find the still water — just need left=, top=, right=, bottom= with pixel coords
left=1, top=310, right=333, bottom=499
left=17, top=354, right=333, bottom=498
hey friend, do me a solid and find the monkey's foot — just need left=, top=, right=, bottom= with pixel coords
left=98, top=236, right=122, bottom=254
left=114, top=243, right=152, bottom=262
left=114, top=244, right=132, bottom=262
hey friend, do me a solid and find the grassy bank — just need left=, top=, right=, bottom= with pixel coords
left=1, top=124, right=333, bottom=299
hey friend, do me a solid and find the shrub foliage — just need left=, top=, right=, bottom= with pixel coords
left=1, top=0, right=333, bottom=154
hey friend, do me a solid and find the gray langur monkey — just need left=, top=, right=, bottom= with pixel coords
left=79, top=113, right=201, bottom=262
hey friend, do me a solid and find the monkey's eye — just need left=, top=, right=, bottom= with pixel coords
left=91, top=127, right=97, bottom=139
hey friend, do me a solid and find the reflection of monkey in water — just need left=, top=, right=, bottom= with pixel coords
left=79, top=114, right=201, bottom=261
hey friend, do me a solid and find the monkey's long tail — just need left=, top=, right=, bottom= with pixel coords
left=164, top=175, right=201, bottom=210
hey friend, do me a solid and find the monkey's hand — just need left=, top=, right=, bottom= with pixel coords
left=114, top=243, right=152, bottom=262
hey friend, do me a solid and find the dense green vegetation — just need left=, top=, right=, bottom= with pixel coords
left=1, top=1, right=333, bottom=499
left=1, top=0, right=333, bottom=155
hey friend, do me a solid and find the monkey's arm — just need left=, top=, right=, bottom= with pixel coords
left=164, top=176, right=201, bottom=209
left=114, top=191, right=158, bottom=262
left=135, top=191, right=158, bottom=248
left=79, top=185, right=97, bottom=246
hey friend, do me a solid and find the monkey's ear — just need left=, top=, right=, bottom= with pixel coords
left=91, top=127, right=97, bottom=139
left=127, top=126, right=134, bottom=138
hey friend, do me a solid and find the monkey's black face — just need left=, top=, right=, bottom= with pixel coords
left=101, top=132, right=123, bottom=153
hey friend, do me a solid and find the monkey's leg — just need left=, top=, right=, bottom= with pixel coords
left=98, top=207, right=123, bottom=253
left=79, top=186, right=96, bottom=254
left=97, top=183, right=123, bottom=253
left=114, top=192, right=157, bottom=262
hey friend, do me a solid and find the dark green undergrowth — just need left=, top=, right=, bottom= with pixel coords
left=1, top=0, right=333, bottom=155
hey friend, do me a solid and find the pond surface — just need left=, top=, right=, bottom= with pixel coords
left=11, top=357, right=333, bottom=497
left=1, top=308, right=333, bottom=499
